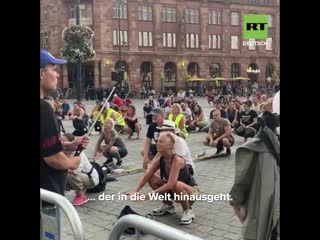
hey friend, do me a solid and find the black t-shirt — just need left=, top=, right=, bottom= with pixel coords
left=146, top=122, right=161, bottom=143
left=40, top=99, right=66, bottom=196
left=240, top=110, right=258, bottom=127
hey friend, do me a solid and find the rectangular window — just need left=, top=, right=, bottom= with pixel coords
left=44, top=8, right=48, bottom=22
left=186, top=33, right=189, bottom=48
left=231, top=36, right=239, bottom=49
left=70, top=4, right=75, bottom=18
left=163, top=33, right=166, bottom=47
left=113, top=30, right=128, bottom=46
left=231, top=12, right=240, bottom=25
left=185, top=9, right=199, bottom=23
left=139, top=32, right=153, bottom=47
left=266, top=37, right=272, bottom=50
left=139, top=32, right=142, bottom=46
left=113, top=0, right=128, bottom=19
left=209, top=10, right=221, bottom=24
left=209, top=35, right=221, bottom=49
left=167, top=33, right=172, bottom=47
left=186, top=33, right=199, bottom=48
left=138, top=6, right=152, bottom=21
left=268, top=15, right=273, bottom=28
left=149, top=32, right=153, bottom=46
left=41, top=32, right=50, bottom=49
left=264, top=0, right=273, bottom=5
left=162, top=7, right=176, bottom=22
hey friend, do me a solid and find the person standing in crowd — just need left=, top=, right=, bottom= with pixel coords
left=40, top=48, right=84, bottom=202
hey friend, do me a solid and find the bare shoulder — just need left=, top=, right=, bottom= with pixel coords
left=174, top=155, right=185, bottom=167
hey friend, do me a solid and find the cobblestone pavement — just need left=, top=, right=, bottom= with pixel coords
left=60, top=97, right=244, bottom=240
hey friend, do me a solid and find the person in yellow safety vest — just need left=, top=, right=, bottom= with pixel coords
left=167, top=103, right=188, bottom=139
left=99, top=102, right=125, bottom=132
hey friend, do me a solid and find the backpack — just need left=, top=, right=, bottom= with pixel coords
left=86, top=161, right=109, bottom=193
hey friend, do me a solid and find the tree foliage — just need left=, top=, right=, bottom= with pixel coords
left=61, top=25, right=95, bottom=63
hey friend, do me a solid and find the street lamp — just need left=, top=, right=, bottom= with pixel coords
left=117, top=0, right=122, bottom=65
left=75, top=0, right=82, bottom=101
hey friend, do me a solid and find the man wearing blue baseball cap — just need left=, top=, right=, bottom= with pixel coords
left=40, top=48, right=81, bottom=204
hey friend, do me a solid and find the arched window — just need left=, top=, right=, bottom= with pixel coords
left=140, top=62, right=153, bottom=89
left=163, top=62, right=177, bottom=91
left=187, top=62, right=200, bottom=78
left=247, top=63, right=259, bottom=83
left=231, top=63, right=240, bottom=78
left=209, top=63, right=221, bottom=78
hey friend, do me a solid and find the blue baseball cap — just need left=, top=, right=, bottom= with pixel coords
left=40, top=48, right=67, bottom=68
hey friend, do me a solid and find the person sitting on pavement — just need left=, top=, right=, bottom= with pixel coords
left=123, top=105, right=141, bottom=139
left=233, top=98, right=243, bottom=123
left=167, top=103, right=188, bottom=139
left=94, top=118, right=128, bottom=167
left=162, top=97, right=173, bottom=117
left=226, top=101, right=239, bottom=129
left=99, top=102, right=126, bottom=133
left=259, top=94, right=268, bottom=103
left=180, top=102, right=193, bottom=126
left=235, top=100, right=258, bottom=142
left=213, top=99, right=227, bottom=118
left=207, top=91, right=215, bottom=107
left=188, top=104, right=208, bottom=132
left=62, top=133, right=99, bottom=206
left=203, top=110, right=234, bottom=155
left=251, top=94, right=261, bottom=115
left=130, top=131, right=198, bottom=225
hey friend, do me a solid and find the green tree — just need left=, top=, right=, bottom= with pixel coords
left=61, top=25, right=95, bottom=63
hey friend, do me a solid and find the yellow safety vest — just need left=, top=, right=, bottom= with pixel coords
left=168, top=113, right=188, bottom=138
left=99, top=108, right=125, bottom=126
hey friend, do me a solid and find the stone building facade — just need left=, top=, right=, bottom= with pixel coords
left=40, top=0, right=280, bottom=94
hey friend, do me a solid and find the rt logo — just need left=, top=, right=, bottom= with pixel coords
left=243, top=15, right=268, bottom=39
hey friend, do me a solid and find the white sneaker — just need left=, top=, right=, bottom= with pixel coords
left=180, top=209, right=193, bottom=225
left=189, top=208, right=195, bottom=220
left=152, top=203, right=176, bottom=216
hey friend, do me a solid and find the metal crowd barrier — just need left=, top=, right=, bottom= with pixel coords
left=109, top=214, right=204, bottom=240
left=40, top=188, right=85, bottom=240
